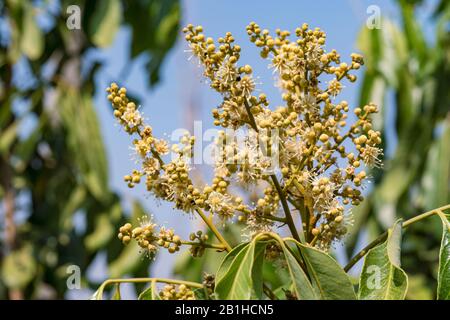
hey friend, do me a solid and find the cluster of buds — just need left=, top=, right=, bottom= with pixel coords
left=118, top=216, right=181, bottom=257
left=188, top=230, right=210, bottom=257
left=159, top=284, right=195, bottom=300
left=182, top=22, right=383, bottom=249
left=202, top=273, right=215, bottom=296
left=109, top=21, right=384, bottom=256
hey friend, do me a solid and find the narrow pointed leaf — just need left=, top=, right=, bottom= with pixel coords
left=214, top=240, right=266, bottom=300
left=359, top=220, right=408, bottom=300
left=297, top=243, right=356, bottom=300
left=280, top=243, right=316, bottom=300
left=437, top=213, right=450, bottom=300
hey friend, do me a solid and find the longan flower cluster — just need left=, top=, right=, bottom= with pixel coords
left=183, top=23, right=383, bottom=250
left=108, top=22, right=384, bottom=257
left=106, top=83, right=203, bottom=214
left=117, top=216, right=182, bottom=257
left=159, top=284, right=195, bottom=300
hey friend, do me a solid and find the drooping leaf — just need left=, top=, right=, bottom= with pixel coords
left=20, top=4, right=44, bottom=60
left=0, top=120, right=19, bottom=154
left=59, top=185, right=86, bottom=231
left=59, top=91, right=109, bottom=202
left=280, top=242, right=316, bottom=300
left=359, top=220, right=408, bottom=300
left=297, top=243, right=356, bottom=300
left=89, top=0, right=122, bottom=48
left=215, top=242, right=248, bottom=281
left=124, top=0, right=180, bottom=85
left=437, top=213, right=450, bottom=300
left=214, top=240, right=266, bottom=300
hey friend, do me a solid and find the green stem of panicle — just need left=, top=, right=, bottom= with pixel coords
left=196, top=208, right=232, bottom=252
left=96, top=278, right=203, bottom=300
left=243, top=98, right=302, bottom=244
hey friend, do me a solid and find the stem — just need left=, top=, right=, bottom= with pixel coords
left=270, top=175, right=301, bottom=243
left=242, top=98, right=301, bottom=243
left=436, top=210, right=450, bottom=231
left=96, top=277, right=203, bottom=300
left=243, top=98, right=259, bottom=131
left=261, top=214, right=287, bottom=223
left=196, top=208, right=232, bottom=252
left=256, top=233, right=308, bottom=275
left=343, top=232, right=387, bottom=273
left=263, top=285, right=278, bottom=300
left=179, top=240, right=226, bottom=250
left=344, top=204, right=450, bottom=272
left=309, top=234, right=319, bottom=247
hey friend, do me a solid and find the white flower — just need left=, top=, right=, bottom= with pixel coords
left=206, top=191, right=234, bottom=219
left=121, top=105, right=142, bottom=128
left=361, top=145, right=383, bottom=168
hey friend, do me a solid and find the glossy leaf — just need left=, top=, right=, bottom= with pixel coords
left=0, top=120, right=19, bottom=154
left=437, top=213, right=450, bottom=300
left=20, top=3, right=44, bottom=60
left=280, top=242, right=316, bottom=300
left=297, top=243, right=356, bottom=300
left=359, top=220, right=408, bottom=300
left=214, top=240, right=266, bottom=300
left=89, top=0, right=122, bottom=47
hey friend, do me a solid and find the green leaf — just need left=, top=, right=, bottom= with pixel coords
left=422, top=121, right=450, bottom=209
left=215, top=242, right=248, bottom=281
left=1, top=244, right=37, bottom=289
left=193, top=288, right=208, bottom=300
left=280, top=243, right=316, bottom=300
left=359, top=220, right=408, bottom=300
left=297, top=243, right=356, bottom=300
left=437, top=213, right=450, bottom=300
left=59, top=185, right=86, bottom=231
left=214, top=240, right=266, bottom=300
left=85, top=213, right=115, bottom=252
left=138, top=281, right=160, bottom=300
left=111, top=284, right=121, bottom=300
left=59, top=91, right=109, bottom=202
left=124, top=0, right=180, bottom=85
left=20, top=4, right=44, bottom=60
left=0, top=120, right=19, bottom=154
left=89, top=0, right=122, bottom=47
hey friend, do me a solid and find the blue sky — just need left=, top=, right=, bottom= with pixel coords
left=80, top=0, right=437, bottom=298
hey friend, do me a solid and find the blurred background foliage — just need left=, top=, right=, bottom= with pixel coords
left=345, top=0, right=450, bottom=299
left=0, top=0, right=449, bottom=300
left=0, top=0, right=180, bottom=299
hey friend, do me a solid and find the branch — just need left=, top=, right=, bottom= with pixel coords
left=344, top=204, right=450, bottom=272
left=242, top=98, right=301, bottom=243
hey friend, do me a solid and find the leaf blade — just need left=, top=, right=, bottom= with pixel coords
left=437, top=213, right=450, bottom=300
left=358, top=220, right=408, bottom=300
